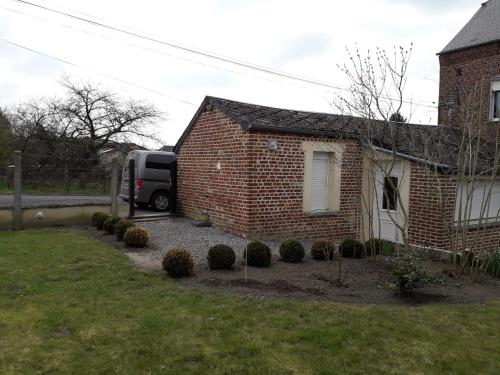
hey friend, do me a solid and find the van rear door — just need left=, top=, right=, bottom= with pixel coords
left=120, top=153, right=138, bottom=198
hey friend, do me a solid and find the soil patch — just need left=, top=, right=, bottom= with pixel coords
left=180, top=257, right=500, bottom=305
left=85, top=225, right=500, bottom=305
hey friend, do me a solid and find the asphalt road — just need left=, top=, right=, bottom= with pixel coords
left=0, top=194, right=165, bottom=219
left=0, top=194, right=116, bottom=208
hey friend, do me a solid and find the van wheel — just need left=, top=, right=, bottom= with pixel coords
left=151, top=191, right=169, bottom=211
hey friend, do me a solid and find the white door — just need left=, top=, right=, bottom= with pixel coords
left=311, top=152, right=329, bottom=211
left=372, top=162, right=403, bottom=242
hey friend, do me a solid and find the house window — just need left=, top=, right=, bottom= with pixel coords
left=311, top=152, right=330, bottom=211
left=455, top=180, right=500, bottom=224
left=302, top=141, right=344, bottom=214
left=491, top=80, right=500, bottom=120
left=494, top=90, right=500, bottom=119
left=382, top=176, right=398, bottom=211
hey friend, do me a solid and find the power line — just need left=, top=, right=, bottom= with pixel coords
left=9, top=0, right=438, bottom=109
left=0, top=5, right=346, bottom=97
left=11, top=0, right=350, bottom=90
left=0, top=37, right=197, bottom=106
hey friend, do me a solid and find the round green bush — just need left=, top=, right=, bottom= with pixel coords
left=123, top=227, right=149, bottom=248
left=365, top=239, right=394, bottom=256
left=279, top=239, right=305, bottom=263
left=340, top=239, right=365, bottom=259
left=96, top=213, right=112, bottom=230
left=207, top=244, right=236, bottom=270
left=311, top=240, right=336, bottom=260
left=103, top=216, right=121, bottom=234
left=162, top=247, right=194, bottom=278
left=243, top=241, right=272, bottom=267
left=115, top=219, right=135, bottom=241
left=91, top=211, right=106, bottom=227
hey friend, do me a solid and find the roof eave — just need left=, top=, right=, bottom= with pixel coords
left=437, top=38, right=500, bottom=56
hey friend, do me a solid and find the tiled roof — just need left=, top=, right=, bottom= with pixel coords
left=439, top=0, right=500, bottom=54
left=175, top=96, right=497, bottom=174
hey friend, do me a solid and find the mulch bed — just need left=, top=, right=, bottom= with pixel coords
left=180, top=257, right=500, bottom=305
left=85, top=225, right=500, bottom=305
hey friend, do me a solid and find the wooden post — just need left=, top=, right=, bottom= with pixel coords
left=111, top=158, right=118, bottom=216
left=128, top=158, right=135, bottom=219
left=13, top=151, right=22, bottom=230
left=64, top=164, right=69, bottom=194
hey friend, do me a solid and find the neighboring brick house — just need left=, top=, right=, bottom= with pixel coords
left=438, top=0, right=500, bottom=143
left=173, top=2, right=500, bottom=252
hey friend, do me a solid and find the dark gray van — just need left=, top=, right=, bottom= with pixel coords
left=119, top=150, right=176, bottom=211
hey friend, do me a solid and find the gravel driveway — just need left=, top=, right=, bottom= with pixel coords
left=128, top=216, right=312, bottom=269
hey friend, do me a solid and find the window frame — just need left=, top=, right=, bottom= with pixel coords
left=382, top=176, right=398, bottom=211
left=490, top=79, right=500, bottom=121
left=302, top=142, right=345, bottom=215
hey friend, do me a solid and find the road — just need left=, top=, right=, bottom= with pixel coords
left=0, top=194, right=157, bottom=217
left=0, top=194, right=116, bottom=208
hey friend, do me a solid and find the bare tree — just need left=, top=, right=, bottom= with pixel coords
left=53, top=78, right=163, bottom=158
left=0, top=108, right=15, bottom=167
left=334, top=45, right=500, bottom=280
left=333, top=46, right=414, bottom=255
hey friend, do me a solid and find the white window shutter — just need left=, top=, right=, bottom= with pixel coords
left=311, top=152, right=329, bottom=211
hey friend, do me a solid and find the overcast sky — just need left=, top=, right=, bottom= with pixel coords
left=0, top=0, right=480, bottom=148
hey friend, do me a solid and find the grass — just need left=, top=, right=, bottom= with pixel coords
left=1, top=229, right=499, bottom=374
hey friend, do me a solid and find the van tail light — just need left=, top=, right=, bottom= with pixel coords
left=136, top=178, right=143, bottom=191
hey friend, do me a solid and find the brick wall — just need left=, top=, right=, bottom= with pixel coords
left=438, top=42, right=500, bottom=142
left=176, top=108, right=253, bottom=235
left=177, top=107, right=363, bottom=240
left=408, top=164, right=500, bottom=252
left=245, top=131, right=362, bottom=240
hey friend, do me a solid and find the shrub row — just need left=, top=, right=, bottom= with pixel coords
left=91, top=211, right=148, bottom=248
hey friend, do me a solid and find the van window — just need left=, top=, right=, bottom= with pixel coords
left=145, top=154, right=171, bottom=170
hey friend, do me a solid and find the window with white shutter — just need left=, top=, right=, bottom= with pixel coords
left=311, top=152, right=329, bottom=211
left=302, top=141, right=343, bottom=214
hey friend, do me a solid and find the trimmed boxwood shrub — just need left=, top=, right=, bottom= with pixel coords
left=207, top=244, right=236, bottom=270
left=115, top=219, right=135, bottom=241
left=279, top=239, right=305, bottom=263
left=91, top=211, right=106, bottom=227
left=340, top=239, right=365, bottom=259
left=162, top=247, right=194, bottom=278
left=243, top=241, right=272, bottom=267
left=365, top=239, right=395, bottom=256
left=96, top=213, right=112, bottom=230
left=311, top=240, right=336, bottom=260
left=123, top=227, right=149, bottom=248
left=103, top=216, right=121, bottom=234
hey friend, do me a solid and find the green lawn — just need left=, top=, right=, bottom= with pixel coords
left=1, top=230, right=499, bottom=374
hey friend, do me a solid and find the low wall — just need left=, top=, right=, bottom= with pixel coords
left=0, top=204, right=128, bottom=229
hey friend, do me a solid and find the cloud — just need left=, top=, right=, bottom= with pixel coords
left=0, top=0, right=480, bottom=145
left=272, top=33, right=331, bottom=67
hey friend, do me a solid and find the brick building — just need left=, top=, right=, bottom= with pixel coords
left=174, top=2, right=500, bottom=252
left=438, top=0, right=500, bottom=142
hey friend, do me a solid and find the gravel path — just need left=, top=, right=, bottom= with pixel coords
left=130, top=216, right=312, bottom=268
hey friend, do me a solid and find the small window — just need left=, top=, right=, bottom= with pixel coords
left=145, top=154, right=171, bottom=170
left=491, top=80, right=500, bottom=120
left=311, top=152, right=330, bottom=211
left=493, top=90, right=500, bottom=119
left=382, top=176, right=398, bottom=211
